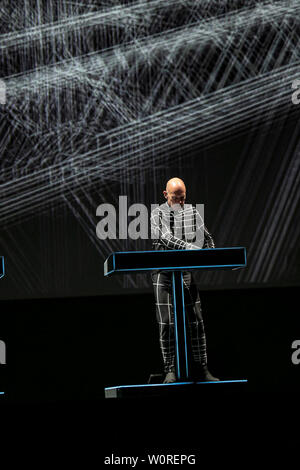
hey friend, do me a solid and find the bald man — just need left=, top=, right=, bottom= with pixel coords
left=150, top=178, right=219, bottom=383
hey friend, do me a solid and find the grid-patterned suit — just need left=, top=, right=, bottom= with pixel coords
left=150, top=202, right=215, bottom=374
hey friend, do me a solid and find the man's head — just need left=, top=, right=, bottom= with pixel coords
left=163, top=177, right=186, bottom=209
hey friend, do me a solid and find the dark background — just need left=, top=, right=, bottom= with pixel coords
left=1, top=285, right=299, bottom=402
left=0, top=0, right=300, bottom=458
left=0, top=284, right=299, bottom=459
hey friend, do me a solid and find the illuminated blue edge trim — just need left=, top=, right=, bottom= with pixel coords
left=195, top=379, right=248, bottom=384
left=104, top=253, right=116, bottom=276
left=105, top=382, right=195, bottom=390
left=0, top=256, right=4, bottom=279
left=172, top=272, right=181, bottom=379
left=105, top=379, right=248, bottom=390
left=112, top=247, right=245, bottom=254
left=105, top=263, right=245, bottom=276
left=180, top=272, right=189, bottom=377
left=0, top=392, right=4, bottom=394
left=104, top=247, right=247, bottom=276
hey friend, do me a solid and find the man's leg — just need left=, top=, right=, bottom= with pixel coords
left=151, top=271, right=176, bottom=383
left=183, top=272, right=219, bottom=381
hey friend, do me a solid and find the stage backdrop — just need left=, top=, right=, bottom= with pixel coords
left=0, top=0, right=299, bottom=299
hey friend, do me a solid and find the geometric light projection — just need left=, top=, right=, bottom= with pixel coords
left=0, top=0, right=299, bottom=295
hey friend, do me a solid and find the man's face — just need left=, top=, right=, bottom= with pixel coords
left=164, top=187, right=186, bottom=209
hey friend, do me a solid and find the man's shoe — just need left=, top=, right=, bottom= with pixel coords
left=163, top=371, right=177, bottom=383
left=193, top=364, right=220, bottom=382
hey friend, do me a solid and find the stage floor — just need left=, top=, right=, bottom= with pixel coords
left=105, top=379, right=248, bottom=398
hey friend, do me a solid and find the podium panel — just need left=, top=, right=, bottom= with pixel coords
left=104, top=247, right=246, bottom=276
left=0, top=256, right=4, bottom=279
left=104, top=247, right=247, bottom=394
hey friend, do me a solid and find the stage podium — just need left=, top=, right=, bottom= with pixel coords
left=0, top=256, right=4, bottom=279
left=0, top=256, right=5, bottom=398
left=104, top=247, right=247, bottom=398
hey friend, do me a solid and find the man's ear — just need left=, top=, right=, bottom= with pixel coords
left=163, top=190, right=167, bottom=199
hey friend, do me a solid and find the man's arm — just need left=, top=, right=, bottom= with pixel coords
left=203, top=225, right=215, bottom=248
left=193, top=205, right=215, bottom=249
left=151, top=209, right=199, bottom=250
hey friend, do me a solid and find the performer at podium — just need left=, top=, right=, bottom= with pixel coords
left=150, top=177, right=219, bottom=383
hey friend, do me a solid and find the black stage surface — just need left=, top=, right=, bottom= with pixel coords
left=1, top=285, right=299, bottom=400
left=0, top=387, right=298, bottom=466
left=0, top=285, right=299, bottom=462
